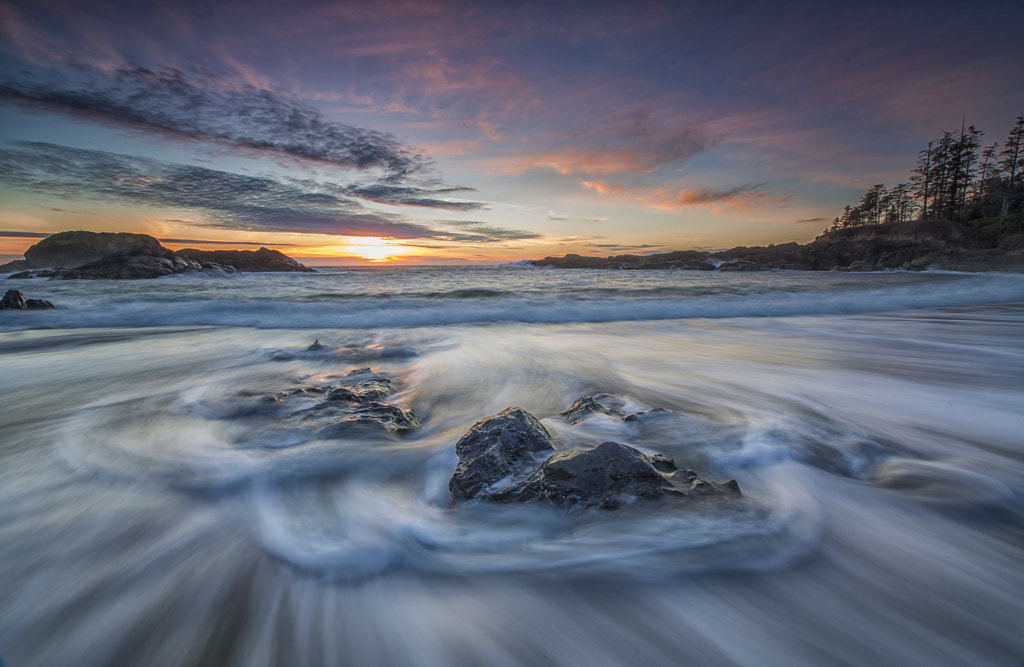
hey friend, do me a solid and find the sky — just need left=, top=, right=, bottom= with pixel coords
left=1, top=0, right=1022, bottom=265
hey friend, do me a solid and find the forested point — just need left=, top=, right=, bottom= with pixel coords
left=824, top=115, right=1024, bottom=250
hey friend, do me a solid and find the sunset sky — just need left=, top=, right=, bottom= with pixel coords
left=2, top=0, right=1023, bottom=265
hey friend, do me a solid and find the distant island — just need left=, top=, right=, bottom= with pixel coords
left=533, top=219, right=1024, bottom=272
left=1, top=231, right=315, bottom=278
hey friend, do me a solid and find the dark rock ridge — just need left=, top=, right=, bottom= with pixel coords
left=532, top=220, right=1024, bottom=272
left=449, top=406, right=739, bottom=510
left=0, top=289, right=54, bottom=310
left=177, top=247, right=315, bottom=273
left=3, top=231, right=315, bottom=278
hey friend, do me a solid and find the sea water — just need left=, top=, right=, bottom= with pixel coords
left=1, top=267, right=1023, bottom=666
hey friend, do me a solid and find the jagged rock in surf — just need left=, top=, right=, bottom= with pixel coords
left=325, top=377, right=394, bottom=403
left=449, top=407, right=556, bottom=501
left=280, top=401, right=420, bottom=438
left=449, top=407, right=740, bottom=510
left=490, top=441, right=740, bottom=510
left=559, top=396, right=626, bottom=424
left=1, top=289, right=54, bottom=310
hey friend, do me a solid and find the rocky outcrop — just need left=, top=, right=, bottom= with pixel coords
left=56, top=247, right=206, bottom=279
left=0, top=289, right=54, bottom=310
left=532, top=220, right=1024, bottom=272
left=21, top=231, right=163, bottom=269
left=449, top=407, right=556, bottom=501
left=449, top=406, right=740, bottom=510
left=177, top=247, right=315, bottom=273
left=4, top=231, right=315, bottom=278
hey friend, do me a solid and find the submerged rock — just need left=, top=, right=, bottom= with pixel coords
left=449, top=407, right=555, bottom=501
left=449, top=407, right=740, bottom=510
left=559, top=396, right=626, bottom=424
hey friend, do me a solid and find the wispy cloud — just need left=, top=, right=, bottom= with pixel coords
left=497, top=107, right=715, bottom=176
left=0, top=142, right=498, bottom=240
left=0, top=64, right=430, bottom=179
left=581, top=178, right=785, bottom=211
left=0, top=230, right=52, bottom=238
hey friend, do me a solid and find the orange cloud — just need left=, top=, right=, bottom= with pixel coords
left=579, top=179, right=789, bottom=212
left=579, top=180, right=625, bottom=195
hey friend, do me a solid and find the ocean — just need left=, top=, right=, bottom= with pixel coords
left=1, top=266, right=1023, bottom=666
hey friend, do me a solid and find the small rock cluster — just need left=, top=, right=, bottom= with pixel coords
left=241, top=365, right=419, bottom=444
left=449, top=403, right=740, bottom=511
left=0, top=289, right=54, bottom=310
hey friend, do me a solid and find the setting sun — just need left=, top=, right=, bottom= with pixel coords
left=301, top=238, right=416, bottom=262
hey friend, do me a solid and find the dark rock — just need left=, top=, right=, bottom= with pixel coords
left=59, top=247, right=204, bottom=279
left=307, top=340, right=328, bottom=352
left=289, top=401, right=420, bottom=438
left=0, top=259, right=29, bottom=273
left=492, top=442, right=670, bottom=507
left=8, top=230, right=315, bottom=279
left=22, top=231, right=164, bottom=269
left=176, top=247, right=315, bottom=273
left=7, top=269, right=62, bottom=279
left=559, top=396, right=626, bottom=424
left=491, top=441, right=740, bottom=509
left=649, top=454, right=677, bottom=472
left=449, top=407, right=555, bottom=501
left=623, top=408, right=673, bottom=422
left=1, top=289, right=56, bottom=310
left=448, top=407, right=741, bottom=510
left=325, top=387, right=362, bottom=402
left=1, top=289, right=27, bottom=309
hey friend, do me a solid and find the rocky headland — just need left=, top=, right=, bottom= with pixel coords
left=532, top=220, right=1024, bottom=272
left=1, top=231, right=315, bottom=278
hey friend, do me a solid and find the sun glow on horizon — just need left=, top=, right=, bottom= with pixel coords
left=303, top=237, right=417, bottom=262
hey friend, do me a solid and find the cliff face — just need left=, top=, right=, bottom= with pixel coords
left=533, top=220, right=1024, bottom=273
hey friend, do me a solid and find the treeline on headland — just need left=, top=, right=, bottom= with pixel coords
left=829, top=115, right=1024, bottom=241
left=534, top=115, right=1024, bottom=273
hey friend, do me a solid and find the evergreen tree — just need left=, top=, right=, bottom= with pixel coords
left=999, top=115, right=1024, bottom=222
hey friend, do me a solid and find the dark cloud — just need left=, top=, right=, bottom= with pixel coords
left=796, top=216, right=828, bottom=223
left=159, top=238, right=297, bottom=247
left=0, top=142, right=442, bottom=238
left=0, top=65, right=429, bottom=179
left=674, top=182, right=768, bottom=205
left=434, top=219, right=542, bottom=243
left=0, top=230, right=52, bottom=238
left=590, top=243, right=663, bottom=250
left=333, top=183, right=481, bottom=211
left=0, top=142, right=530, bottom=243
